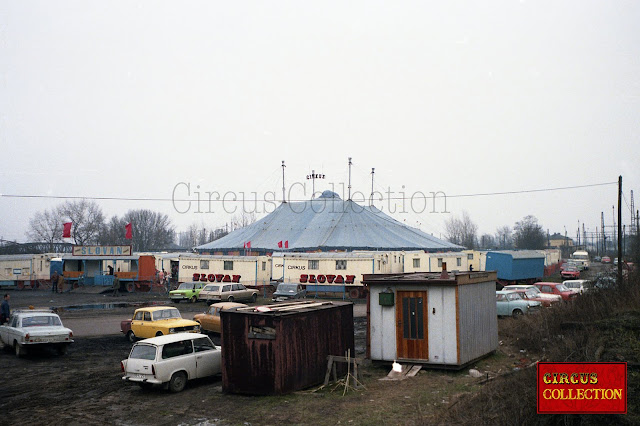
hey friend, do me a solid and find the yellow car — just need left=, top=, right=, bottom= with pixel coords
left=192, top=302, right=247, bottom=334
left=120, top=306, right=200, bottom=342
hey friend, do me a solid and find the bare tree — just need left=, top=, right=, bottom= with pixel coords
left=122, top=209, right=175, bottom=251
left=444, top=211, right=478, bottom=248
left=514, top=215, right=546, bottom=249
left=479, top=234, right=496, bottom=249
left=230, top=211, right=257, bottom=231
left=26, top=207, right=64, bottom=250
left=495, top=226, right=513, bottom=249
left=59, top=199, right=105, bottom=245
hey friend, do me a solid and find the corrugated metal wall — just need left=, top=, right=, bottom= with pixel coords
left=458, top=281, right=498, bottom=364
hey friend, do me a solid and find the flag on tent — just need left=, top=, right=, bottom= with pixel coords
left=277, top=241, right=282, bottom=248
left=244, top=241, right=251, bottom=249
left=125, top=222, right=133, bottom=239
left=62, top=222, right=72, bottom=238
left=284, top=240, right=289, bottom=249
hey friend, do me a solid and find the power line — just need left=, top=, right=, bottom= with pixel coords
left=0, top=181, right=618, bottom=203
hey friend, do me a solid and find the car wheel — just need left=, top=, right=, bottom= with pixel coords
left=190, top=296, right=197, bottom=303
left=126, top=330, right=136, bottom=342
left=14, top=342, right=26, bottom=358
left=156, top=331, right=163, bottom=337
left=168, top=371, right=187, bottom=393
left=173, top=299, right=181, bottom=304
left=56, top=344, right=68, bottom=355
left=512, top=309, right=523, bottom=318
left=251, top=293, right=257, bottom=303
left=227, top=296, right=234, bottom=302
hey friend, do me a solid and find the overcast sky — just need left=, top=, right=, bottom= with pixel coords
left=1, top=1, right=639, bottom=244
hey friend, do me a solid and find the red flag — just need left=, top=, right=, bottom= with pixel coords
left=277, top=241, right=283, bottom=248
left=62, top=222, right=72, bottom=238
left=247, top=241, right=251, bottom=249
left=125, top=222, right=133, bottom=239
left=285, top=240, right=289, bottom=249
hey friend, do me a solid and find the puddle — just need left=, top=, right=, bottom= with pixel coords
left=54, top=301, right=165, bottom=312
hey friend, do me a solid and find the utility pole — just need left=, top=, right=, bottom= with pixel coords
left=281, top=160, right=286, bottom=203
left=617, top=176, right=623, bottom=286
left=347, top=157, right=353, bottom=201
left=601, top=212, right=606, bottom=254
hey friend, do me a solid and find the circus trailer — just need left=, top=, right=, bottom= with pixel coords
left=0, top=253, right=63, bottom=289
left=177, top=254, right=272, bottom=289
left=271, top=251, right=405, bottom=299
left=61, top=245, right=158, bottom=292
left=363, top=271, right=498, bottom=369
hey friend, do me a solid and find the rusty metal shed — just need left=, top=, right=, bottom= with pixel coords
left=363, top=271, right=498, bottom=369
left=220, top=300, right=354, bottom=395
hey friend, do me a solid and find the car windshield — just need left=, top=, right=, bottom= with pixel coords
left=177, top=283, right=194, bottom=290
left=277, top=284, right=298, bottom=293
left=524, top=290, right=538, bottom=298
left=130, top=344, right=157, bottom=360
left=203, top=285, right=221, bottom=292
left=565, top=283, right=579, bottom=289
left=22, top=315, right=62, bottom=327
left=556, top=284, right=569, bottom=292
left=153, top=309, right=181, bottom=320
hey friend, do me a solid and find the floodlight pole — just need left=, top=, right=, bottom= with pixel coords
left=370, top=167, right=375, bottom=206
left=282, top=160, right=286, bottom=203
left=348, top=157, right=352, bottom=201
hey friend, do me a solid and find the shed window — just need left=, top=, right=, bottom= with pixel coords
left=402, top=296, right=424, bottom=340
left=308, top=260, right=319, bottom=270
left=200, top=260, right=210, bottom=270
left=457, top=258, right=461, bottom=267
left=336, top=260, right=347, bottom=270
left=413, top=258, right=420, bottom=268
left=224, top=261, right=233, bottom=270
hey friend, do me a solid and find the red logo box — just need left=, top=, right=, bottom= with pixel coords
left=537, top=362, right=627, bottom=414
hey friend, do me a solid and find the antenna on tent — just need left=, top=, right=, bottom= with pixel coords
left=348, top=157, right=352, bottom=201
left=370, top=167, right=375, bottom=207
left=282, top=160, right=286, bottom=203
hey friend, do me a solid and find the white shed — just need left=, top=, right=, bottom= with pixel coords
left=363, top=270, right=498, bottom=368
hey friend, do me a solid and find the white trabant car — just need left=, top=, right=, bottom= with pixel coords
left=121, top=333, right=221, bottom=392
left=0, top=309, right=74, bottom=357
left=562, top=279, right=591, bottom=295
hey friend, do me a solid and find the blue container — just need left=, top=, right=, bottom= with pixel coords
left=485, top=251, right=544, bottom=281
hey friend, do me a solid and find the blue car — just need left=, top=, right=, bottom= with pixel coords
left=496, top=290, right=541, bottom=317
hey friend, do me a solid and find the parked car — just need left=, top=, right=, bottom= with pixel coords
left=534, top=282, right=577, bottom=302
left=198, top=283, right=258, bottom=304
left=120, top=307, right=201, bottom=342
left=601, top=256, right=612, bottom=264
left=169, top=281, right=205, bottom=303
left=496, top=291, right=541, bottom=317
left=593, top=256, right=602, bottom=262
left=502, top=285, right=563, bottom=304
left=562, top=279, right=591, bottom=295
left=192, top=302, right=247, bottom=334
left=0, top=309, right=73, bottom=357
left=509, top=288, right=560, bottom=308
left=560, top=266, right=581, bottom=279
left=121, top=333, right=221, bottom=392
left=272, top=283, right=307, bottom=302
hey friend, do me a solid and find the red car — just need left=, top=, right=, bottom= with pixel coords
left=560, top=267, right=580, bottom=279
left=534, top=282, right=577, bottom=302
left=601, top=256, right=612, bottom=264
left=511, top=288, right=560, bottom=308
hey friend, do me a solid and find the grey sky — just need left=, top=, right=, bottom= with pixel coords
left=1, top=1, right=639, bottom=243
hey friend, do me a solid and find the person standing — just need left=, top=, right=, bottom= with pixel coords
left=1, top=294, right=10, bottom=324
left=58, top=273, right=65, bottom=293
left=51, top=271, right=59, bottom=293
left=111, top=275, right=121, bottom=297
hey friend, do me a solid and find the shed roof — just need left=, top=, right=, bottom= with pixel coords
left=487, top=250, right=545, bottom=259
left=363, top=271, right=497, bottom=286
left=196, top=194, right=461, bottom=252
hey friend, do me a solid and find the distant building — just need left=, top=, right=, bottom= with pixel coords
left=548, top=233, right=574, bottom=248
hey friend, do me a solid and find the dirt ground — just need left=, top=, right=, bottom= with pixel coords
left=0, top=286, right=550, bottom=425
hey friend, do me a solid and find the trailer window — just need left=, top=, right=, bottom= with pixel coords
left=437, top=258, right=443, bottom=268
left=200, top=260, right=210, bottom=270
left=413, top=258, right=420, bottom=268
left=308, top=260, right=319, bottom=270
left=336, top=260, right=347, bottom=270
left=224, top=261, right=233, bottom=270
left=456, top=258, right=461, bottom=267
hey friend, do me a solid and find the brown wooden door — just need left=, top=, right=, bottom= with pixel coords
left=395, top=291, right=428, bottom=360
